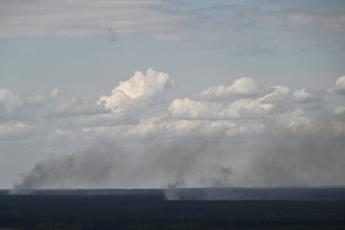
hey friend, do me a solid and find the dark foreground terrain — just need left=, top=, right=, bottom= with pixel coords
left=1, top=188, right=345, bottom=230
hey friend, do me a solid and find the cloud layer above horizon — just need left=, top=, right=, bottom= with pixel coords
left=1, top=68, right=345, bottom=189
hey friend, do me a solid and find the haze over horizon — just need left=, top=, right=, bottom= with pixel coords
left=1, top=0, right=345, bottom=189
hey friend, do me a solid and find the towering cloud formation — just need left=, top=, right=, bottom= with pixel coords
left=98, top=68, right=172, bottom=116
left=7, top=71, right=345, bottom=190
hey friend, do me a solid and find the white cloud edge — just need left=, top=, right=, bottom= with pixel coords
left=1, top=71, right=345, bottom=140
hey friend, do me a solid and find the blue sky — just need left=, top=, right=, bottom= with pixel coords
left=1, top=0, right=345, bottom=189
left=1, top=0, right=344, bottom=97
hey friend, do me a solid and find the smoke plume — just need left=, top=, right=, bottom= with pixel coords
left=14, top=133, right=345, bottom=190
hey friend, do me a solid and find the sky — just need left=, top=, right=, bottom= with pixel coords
left=0, top=0, right=345, bottom=189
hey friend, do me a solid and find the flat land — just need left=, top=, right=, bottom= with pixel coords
left=1, top=194, right=345, bottom=230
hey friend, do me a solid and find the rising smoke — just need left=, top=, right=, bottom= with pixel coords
left=13, top=133, right=345, bottom=190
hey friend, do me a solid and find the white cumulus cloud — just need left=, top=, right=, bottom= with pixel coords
left=98, top=68, right=172, bottom=117
left=335, top=106, right=345, bottom=116
left=269, top=110, right=316, bottom=134
left=128, top=116, right=265, bottom=137
left=0, top=122, right=34, bottom=138
left=0, top=88, right=22, bottom=115
left=260, top=85, right=290, bottom=103
left=199, top=77, right=259, bottom=100
left=330, top=75, right=345, bottom=95
left=292, top=88, right=320, bottom=103
left=169, top=84, right=290, bottom=120
left=169, top=97, right=274, bottom=120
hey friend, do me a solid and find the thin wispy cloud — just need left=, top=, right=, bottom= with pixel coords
left=2, top=0, right=344, bottom=51
left=0, top=0, right=190, bottom=40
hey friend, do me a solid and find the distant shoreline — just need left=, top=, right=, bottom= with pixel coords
left=2, top=187, right=345, bottom=201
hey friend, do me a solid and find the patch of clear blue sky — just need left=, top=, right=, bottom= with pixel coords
left=0, top=0, right=344, bottom=99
